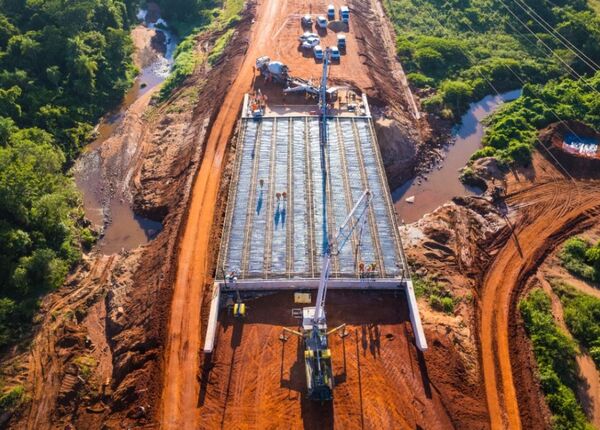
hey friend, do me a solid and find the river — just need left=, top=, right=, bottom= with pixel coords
left=75, top=9, right=177, bottom=254
left=393, top=89, right=522, bottom=223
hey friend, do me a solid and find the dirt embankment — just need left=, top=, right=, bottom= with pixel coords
left=0, top=9, right=255, bottom=430
left=349, top=0, right=433, bottom=189
left=401, top=150, right=600, bottom=430
left=400, top=196, right=509, bottom=429
left=538, top=120, right=600, bottom=176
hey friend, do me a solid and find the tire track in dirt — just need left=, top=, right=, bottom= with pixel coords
left=159, top=1, right=281, bottom=427
left=480, top=177, right=600, bottom=429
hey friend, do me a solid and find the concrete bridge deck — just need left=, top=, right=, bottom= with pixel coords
left=218, top=107, right=407, bottom=281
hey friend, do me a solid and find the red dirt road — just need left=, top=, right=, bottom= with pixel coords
left=480, top=156, right=600, bottom=429
left=158, top=1, right=279, bottom=426
left=160, top=1, right=414, bottom=428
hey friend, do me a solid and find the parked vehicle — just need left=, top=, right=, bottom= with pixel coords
left=301, top=15, right=312, bottom=27
left=329, top=46, right=340, bottom=61
left=337, top=34, right=347, bottom=49
left=316, top=15, right=328, bottom=29
left=327, top=4, right=335, bottom=20
left=298, top=32, right=319, bottom=41
left=340, top=6, right=350, bottom=23
left=301, top=37, right=320, bottom=49
left=313, top=45, right=324, bottom=60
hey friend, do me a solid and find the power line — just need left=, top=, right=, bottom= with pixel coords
left=458, top=17, right=582, bottom=183
left=495, top=0, right=600, bottom=98
left=512, top=0, right=600, bottom=72
left=421, top=7, right=579, bottom=184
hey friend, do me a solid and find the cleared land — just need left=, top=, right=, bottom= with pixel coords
left=197, top=291, right=453, bottom=429
left=481, top=154, right=600, bottom=429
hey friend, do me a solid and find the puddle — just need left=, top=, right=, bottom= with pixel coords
left=74, top=9, right=177, bottom=254
left=393, top=89, right=522, bottom=224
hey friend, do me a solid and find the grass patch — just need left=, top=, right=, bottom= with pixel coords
left=413, top=276, right=457, bottom=314
left=73, top=355, right=97, bottom=381
left=0, top=385, right=27, bottom=413
left=158, top=0, right=244, bottom=102
left=552, top=280, right=600, bottom=368
left=208, top=28, right=235, bottom=65
left=519, top=289, right=593, bottom=430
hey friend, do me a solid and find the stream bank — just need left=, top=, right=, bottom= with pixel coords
left=393, top=89, right=522, bottom=223
left=74, top=8, right=177, bottom=254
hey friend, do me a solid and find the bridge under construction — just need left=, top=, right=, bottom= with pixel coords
left=220, top=97, right=405, bottom=281
left=204, top=85, right=426, bottom=354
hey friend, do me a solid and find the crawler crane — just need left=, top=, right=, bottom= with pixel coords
left=284, top=48, right=373, bottom=401
left=285, top=189, right=372, bottom=401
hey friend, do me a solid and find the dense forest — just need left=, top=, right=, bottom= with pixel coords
left=0, top=0, right=237, bottom=350
left=0, top=0, right=142, bottom=349
left=385, top=0, right=600, bottom=120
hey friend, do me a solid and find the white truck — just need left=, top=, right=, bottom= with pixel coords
left=339, top=6, right=350, bottom=23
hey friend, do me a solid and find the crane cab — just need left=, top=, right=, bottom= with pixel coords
left=303, top=313, right=334, bottom=402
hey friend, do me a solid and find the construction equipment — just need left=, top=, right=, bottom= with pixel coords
left=284, top=189, right=372, bottom=401
left=285, top=49, right=372, bottom=402
left=256, top=56, right=290, bottom=84
left=226, top=271, right=246, bottom=318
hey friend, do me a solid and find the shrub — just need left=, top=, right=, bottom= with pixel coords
left=207, top=28, right=235, bottom=66
left=519, top=289, right=592, bottom=429
left=414, top=47, right=443, bottom=74
left=407, top=72, right=434, bottom=88
left=73, top=355, right=97, bottom=380
left=441, top=80, right=473, bottom=115
left=0, top=385, right=26, bottom=412
left=552, top=281, right=600, bottom=368
left=413, top=276, right=456, bottom=314
left=80, top=228, right=96, bottom=251
left=559, top=237, right=600, bottom=282
left=470, top=146, right=497, bottom=161
left=459, top=166, right=486, bottom=189
left=500, top=141, right=532, bottom=166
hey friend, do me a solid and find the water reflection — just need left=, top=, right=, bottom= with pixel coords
left=393, top=89, right=522, bottom=223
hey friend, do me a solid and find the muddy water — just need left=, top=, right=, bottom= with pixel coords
left=393, top=89, right=522, bottom=223
left=75, top=11, right=176, bottom=254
